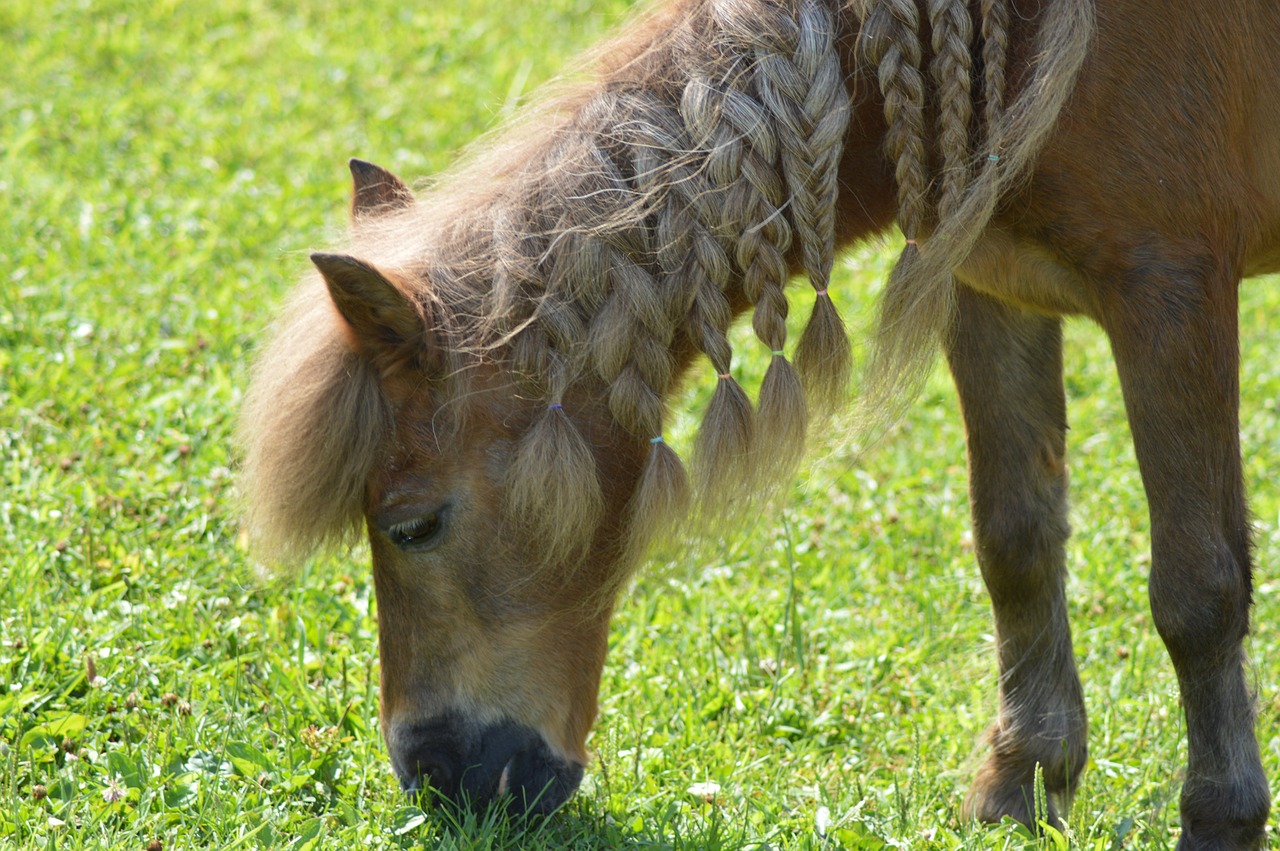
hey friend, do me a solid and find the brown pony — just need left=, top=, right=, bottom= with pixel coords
left=238, top=0, right=1280, bottom=846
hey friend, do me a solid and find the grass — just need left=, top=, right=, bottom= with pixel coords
left=3, top=0, right=1279, bottom=848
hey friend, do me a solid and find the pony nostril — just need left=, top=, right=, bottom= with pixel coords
left=415, top=754, right=456, bottom=794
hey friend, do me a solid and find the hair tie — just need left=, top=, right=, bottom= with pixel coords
left=771, top=350, right=785, bottom=357
left=815, top=289, right=829, bottom=298
left=650, top=435, right=665, bottom=445
left=988, top=153, right=1000, bottom=163
left=904, top=239, right=918, bottom=247
left=716, top=372, right=732, bottom=381
left=548, top=403, right=563, bottom=411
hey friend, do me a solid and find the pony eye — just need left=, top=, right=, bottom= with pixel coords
left=387, top=512, right=444, bottom=550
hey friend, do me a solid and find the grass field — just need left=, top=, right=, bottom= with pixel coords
left=3, top=0, right=1280, bottom=848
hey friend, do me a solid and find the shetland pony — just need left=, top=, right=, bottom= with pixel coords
left=239, top=0, right=1280, bottom=846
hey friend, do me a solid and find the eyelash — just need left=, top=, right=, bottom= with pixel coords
left=387, top=512, right=444, bottom=550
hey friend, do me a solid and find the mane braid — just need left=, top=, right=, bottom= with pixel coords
left=750, top=0, right=853, bottom=413
left=662, top=88, right=756, bottom=505
left=980, top=0, right=1010, bottom=135
left=689, top=56, right=806, bottom=487
left=928, top=0, right=974, bottom=219
left=862, top=0, right=930, bottom=240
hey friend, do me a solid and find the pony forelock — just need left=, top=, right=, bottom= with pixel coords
left=237, top=279, right=391, bottom=566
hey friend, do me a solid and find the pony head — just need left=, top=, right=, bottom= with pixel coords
left=240, top=160, right=658, bottom=814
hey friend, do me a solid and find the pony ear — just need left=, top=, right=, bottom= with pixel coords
left=312, top=252, right=438, bottom=372
left=349, top=158, right=414, bottom=220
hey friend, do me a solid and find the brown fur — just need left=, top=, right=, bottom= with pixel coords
left=240, top=0, right=1280, bottom=844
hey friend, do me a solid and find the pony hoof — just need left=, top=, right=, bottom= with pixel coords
left=1175, top=774, right=1270, bottom=850
left=961, top=763, right=1066, bottom=834
left=1174, top=830, right=1266, bottom=851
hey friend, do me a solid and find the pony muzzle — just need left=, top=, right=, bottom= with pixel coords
left=390, top=713, right=584, bottom=817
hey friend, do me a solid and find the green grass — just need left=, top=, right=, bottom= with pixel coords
left=3, top=0, right=1279, bottom=848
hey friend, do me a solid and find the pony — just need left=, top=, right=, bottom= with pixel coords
left=238, top=0, right=1280, bottom=846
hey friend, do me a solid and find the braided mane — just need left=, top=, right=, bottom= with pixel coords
left=337, top=0, right=857, bottom=566
left=856, top=0, right=1094, bottom=416
left=241, top=0, right=1095, bottom=571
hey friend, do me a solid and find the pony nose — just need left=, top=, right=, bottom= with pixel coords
left=391, top=714, right=584, bottom=816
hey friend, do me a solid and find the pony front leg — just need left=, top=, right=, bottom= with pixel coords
left=1106, top=276, right=1269, bottom=850
left=944, top=287, right=1087, bottom=830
